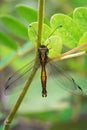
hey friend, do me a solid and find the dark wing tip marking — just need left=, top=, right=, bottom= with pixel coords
left=5, top=85, right=9, bottom=90
left=8, top=77, right=11, bottom=80
left=78, top=85, right=83, bottom=91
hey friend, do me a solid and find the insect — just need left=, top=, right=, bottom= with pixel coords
left=5, top=24, right=83, bottom=97
left=5, top=44, right=83, bottom=97
left=38, top=45, right=83, bottom=97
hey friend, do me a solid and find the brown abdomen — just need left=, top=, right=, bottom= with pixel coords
left=41, top=66, right=47, bottom=97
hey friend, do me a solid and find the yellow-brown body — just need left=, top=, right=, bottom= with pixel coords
left=38, top=45, right=48, bottom=97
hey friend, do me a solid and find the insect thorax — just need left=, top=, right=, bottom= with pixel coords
left=38, top=45, right=49, bottom=64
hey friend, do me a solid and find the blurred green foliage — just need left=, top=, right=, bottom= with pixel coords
left=1, top=5, right=87, bottom=70
left=0, top=0, right=87, bottom=130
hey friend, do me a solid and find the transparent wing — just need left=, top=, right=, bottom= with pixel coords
left=4, top=59, right=34, bottom=95
left=46, top=61, right=83, bottom=96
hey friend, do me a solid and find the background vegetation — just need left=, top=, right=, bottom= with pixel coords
left=0, top=0, right=87, bottom=130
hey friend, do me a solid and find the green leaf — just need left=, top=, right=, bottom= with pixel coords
left=16, top=4, right=49, bottom=25
left=50, top=14, right=82, bottom=48
left=84, top=55, right=87, bottom=70
left=44, top=36, right=62, bottom=58
left=0, top=15, right=28, bottom=40
left=28, top=22, right=51, bottom=45
left=0, top=31, right=17, bottom=50
left=73, top=7, right=87, bottom=34
left=16, top=5, right=37, bottom=23
left=68, top=12, right=73, bottom=18
left=28, top=22, right=62, bottom=58
left=79, top=32, right=87, bottom=50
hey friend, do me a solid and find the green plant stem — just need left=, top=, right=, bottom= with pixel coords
left=36, top=0, right=45, bottom=55
left=3, top=124, right=9, bottom=130
left=4, top=0, right=45, bottom=130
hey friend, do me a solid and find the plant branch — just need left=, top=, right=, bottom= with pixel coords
left=36, top=0, right=45, bottom=55
left=61, top=42, right=87, bottom=57
left=61, top=51, right=86, bottom=60
left=50, top=42, right=87, bottom=62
